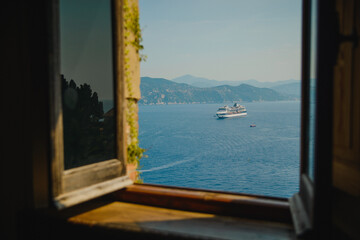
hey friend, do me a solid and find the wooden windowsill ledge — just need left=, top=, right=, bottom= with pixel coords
left=64, top=201, right=295, bottom=240
left=32, top=184, right=295, bottom=240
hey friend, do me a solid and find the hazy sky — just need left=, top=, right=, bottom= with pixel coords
left=139, top=0, right=302, bottom=82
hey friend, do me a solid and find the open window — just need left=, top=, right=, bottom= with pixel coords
left=50, top=0, right=140, bottom=209
left=48, top=0, right=297, bottom=218
left=48, top=0, right=335, bottom=237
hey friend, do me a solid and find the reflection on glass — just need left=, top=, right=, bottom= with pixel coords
left=307, top=0, right=318, bottom=180
left=60, top=0, right=116, bottom=169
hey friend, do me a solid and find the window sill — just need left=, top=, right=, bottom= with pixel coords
left=31, top=184, right=295, bottom=239
left=112, top=184, right=292, bottom=223
left=65, top=201, right=295, bottom=240
left=37, top=197, right=294, bottom=240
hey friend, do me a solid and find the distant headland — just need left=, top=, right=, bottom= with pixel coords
left=139, top=75, right=300, bottom=105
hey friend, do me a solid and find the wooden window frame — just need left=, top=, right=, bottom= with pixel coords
left=46, top=0, right=337, bottom=233
left=290, top=0, right=335, bottom=238
left=49, top=0, right=132, bottom=209
left=45, top=0, right=294, bottom=224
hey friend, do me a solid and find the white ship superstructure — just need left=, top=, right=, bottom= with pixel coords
left=216, top=103, right=247, bottom=119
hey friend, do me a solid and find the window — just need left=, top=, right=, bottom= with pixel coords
left=50, top=0, right=135, bottom=209
left=48, top=0, right=335, bottom=237
left=48, top=0, right=295, bottom=219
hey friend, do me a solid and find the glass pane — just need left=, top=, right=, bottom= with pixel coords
left=60, top=0, right=116, bottom=169
left=307, top=0, right=318, bottom=181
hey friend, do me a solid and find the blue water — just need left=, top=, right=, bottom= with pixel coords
left=138, top=101, right=300, bottom=198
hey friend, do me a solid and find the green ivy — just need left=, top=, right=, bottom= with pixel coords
left=123, top=0, right=146, bottom=182
left=124, top=0, right=147, bottom=62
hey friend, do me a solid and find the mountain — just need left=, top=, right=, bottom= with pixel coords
left=171, top=74, right=250, bottom=88
left=271, top=82, right=301, bottom=99
left=172, top=74, right=300, bottom=89
left=171, top=74, right=215, bottom=87
left=244, top=79, right=300, bottom=88
left=139, top=77, right=291, bottom=105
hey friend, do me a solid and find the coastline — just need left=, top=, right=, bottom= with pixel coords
left=138, top=99, right=301, bottom=106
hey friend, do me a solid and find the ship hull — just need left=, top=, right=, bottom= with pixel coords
left=216, top=112, right=247, bottom=119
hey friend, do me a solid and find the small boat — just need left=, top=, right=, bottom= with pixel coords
left=250, top=124, right=256, bottom=127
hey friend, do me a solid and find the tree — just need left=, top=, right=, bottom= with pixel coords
left=61, top=75, right=114, bottom=169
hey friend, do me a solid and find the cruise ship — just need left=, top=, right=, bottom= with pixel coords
left=216, top=103, right=247, bottom=119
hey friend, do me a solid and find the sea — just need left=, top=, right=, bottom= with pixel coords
left=137, top=101, right=300, bottom=198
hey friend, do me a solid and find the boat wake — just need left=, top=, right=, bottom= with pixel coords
left=139, top=158, right=192, bottom=173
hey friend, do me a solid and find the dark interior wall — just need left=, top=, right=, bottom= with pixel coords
left=1, top=1, right=50, bottom=239
left=332, top=0, right=360, bottom=238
